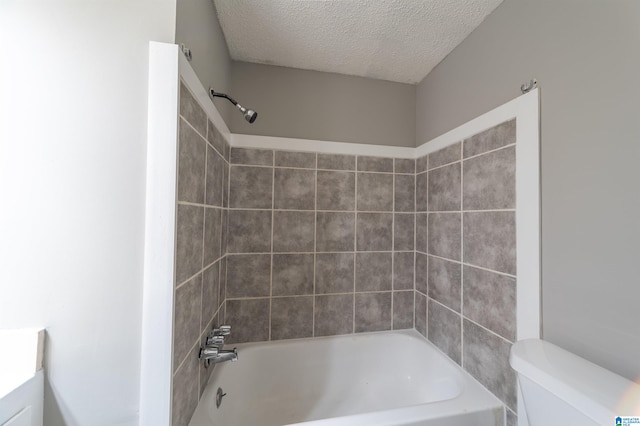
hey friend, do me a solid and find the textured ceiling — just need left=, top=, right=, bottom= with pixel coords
left=213, top=0, right=504, bottom=84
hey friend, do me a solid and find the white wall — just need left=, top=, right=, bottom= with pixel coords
left=0, top=1, right=176, bottom=424
left=416, top=0, right=640, bottom=381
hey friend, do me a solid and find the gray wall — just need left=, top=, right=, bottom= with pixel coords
left=416, top=0, right=640, bottom=381
left=176, top=0, right=232, bottom=124
left=229, top=62, right=416, bottom=147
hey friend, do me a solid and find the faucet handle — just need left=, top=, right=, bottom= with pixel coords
left=206, top=335, right=225, bottom=347
left=211, top=325, right=231, bottom=337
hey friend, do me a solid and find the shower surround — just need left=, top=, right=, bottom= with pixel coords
left=170, top=76, right=520, bottom=425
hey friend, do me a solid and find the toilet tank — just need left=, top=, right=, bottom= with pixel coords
left=510, top=339, right=640, bottom=426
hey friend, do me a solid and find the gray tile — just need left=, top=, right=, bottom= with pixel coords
left=173, top=275, right=202, bottom=372
left=314, top=294, right=354, bottom=336
left=175, top=204, right=204, bottom=284
left=393, top=291, right=414, bottom=329
left=393, top=252, right=414, bottom=290
left=223, top=138, right=230, bottom=162
left=463, top=266, right=516, bottom=341
left=415, top=292, right=427, bottom=337
left=227, top=210, right=271, bottom=253
left=416, top=172, right=428, bottom=212
left=428, top=300, right=461, bottom=365
left=317, top=153, right=356, bottom=171
left=464, top=119, right=516, bottom=158
left=177, top=119, right=206, bottom=204
left=198, top=319, right=214, bottom=397
left=357, top=156, right=393, bottom=172
left=222, top=161, right=229, bottom=208
left=275, top=151, right=316, bottom=168
left=205, top=145, right=225, bottom=207
left=201, top=262, right=219, bottom=332
left=416, top=155, right=429, bottom=173
left=274, top=168, right=315, bottom=210
left=172, top=343, right=199, bottom=426
left=316, top=212, right=355, bottom=252
left=317, top=171, right=355, bottom=211
left=428, top=256, right=461, bottom=312
left=463, top=212, right=516, bottom=275
left=429, top=142, right=461, bottom=169
left=416, top=213, right=428, bottom=253
left=271, top=296, right=314, bottom=340
left=463, top=146, right=515, bottom=210
left=230, top=147, right=273, bottom=165
left=394, top=174, right=415, bottom=213
left=220, top=209, right=228, bottom=256
left=394, top=213, right=415, bottom=251
left=463, top=319, right=517, bottom=410
left=357, top=173, right=393, bottom=211
left=203, top=207, right=221, bottom=265
left=226, top=254, right=270, bottom=298
left=356, top=213, right=393, bottom=251
left=415, top=253, right=428, bottom=294
left=355, top=292, right=391, bottom=332
left=356, top=252, right=392, bottom=292
left=207, top=119, right=225, bottom=157
left=218, top=257, right=226, bottom=309
left=229, top=166, right=273, bottom=209
left=428, top=213, right=461, bottom=261
left=272, top=254, right=314, bottom=296
left=428, top=163, right=461, bottom=211
left=315, top=253, right=354, bottom=294
left=506, top=410, right=518, bottom=426
left=273, top=211, right=315, bottom=252
left=225, top=298, right=270, bottom=343
left=179, top=82, right=206, bottom=136
left=394, top=158, right=415, bottom=174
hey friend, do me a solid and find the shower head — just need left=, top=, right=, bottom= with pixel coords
left=209, top=88, right=258, bottom=124
left=237, top=104, right=258, bottom=124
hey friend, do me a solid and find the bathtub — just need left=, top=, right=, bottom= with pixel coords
left=189, top=330, right=504, bottom=426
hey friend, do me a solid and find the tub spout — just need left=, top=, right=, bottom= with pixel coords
left=199, top=346, right=238, bottom=367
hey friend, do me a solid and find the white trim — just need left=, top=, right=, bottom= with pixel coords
left=232, top=133, right=416, bottom=158
left=140, top=42, right=179, bottom=426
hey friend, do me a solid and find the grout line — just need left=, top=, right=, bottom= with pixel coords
left=459, top=141, right=465, bottom=367
left=429, top=297, right=515, bottom=346
left=390, top=167, right=395, bottom=330
left=352, top=156, right=358, bottom=333
left=173, top=338, right=200, bottom=380
left=268, top=154, right=275, bottom=342
left=425, top=155, right=429, bottom=339
left=312, top=154, right=318, bottom=337
left=178, top=114, right=207, bottom=146
left=225, top=250, right=413, bottom=256
left=413, top=252, right=517, bottom=279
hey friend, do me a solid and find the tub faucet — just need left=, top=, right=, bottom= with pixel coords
left=199, top=346, right=238, bottom=367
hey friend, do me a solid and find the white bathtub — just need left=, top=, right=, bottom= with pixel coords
left=189, top=330, right=504, bottom=426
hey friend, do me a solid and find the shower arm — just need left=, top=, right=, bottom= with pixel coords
left=209, top=89, right=238, bottom=106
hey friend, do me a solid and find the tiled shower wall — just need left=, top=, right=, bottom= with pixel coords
left=224, top=150, right=416, bottom=343
left=171, top=82, right=231, bottom=426
left=169, top=79, right=518, bottom=425
left=414, top=119, right=518, bottom=422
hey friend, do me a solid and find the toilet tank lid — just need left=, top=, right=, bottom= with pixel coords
left=510, top=339, right=640, bottom=420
